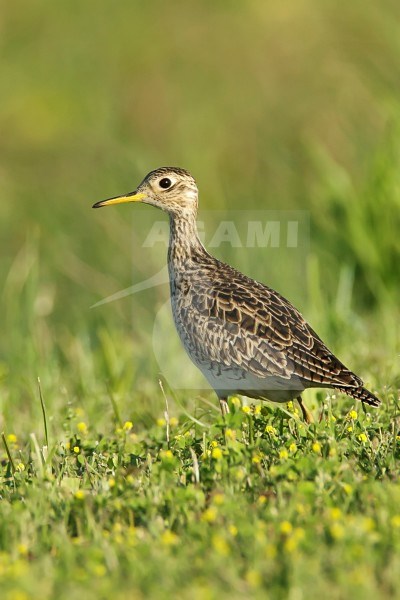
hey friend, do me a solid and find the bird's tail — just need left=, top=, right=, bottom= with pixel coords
left=337, top=386, right=381, bottom=407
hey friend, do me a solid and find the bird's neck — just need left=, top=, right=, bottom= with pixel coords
left=168, top=210, right=205, bottom=267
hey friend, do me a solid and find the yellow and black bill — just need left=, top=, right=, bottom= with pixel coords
left=92, top=191, right=146, bottom=209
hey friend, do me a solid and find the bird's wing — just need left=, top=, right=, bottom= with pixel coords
left=185, top=261, right=362, bottom=390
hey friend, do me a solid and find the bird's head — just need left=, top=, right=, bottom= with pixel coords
left=93, top=167, right=198, bottom=216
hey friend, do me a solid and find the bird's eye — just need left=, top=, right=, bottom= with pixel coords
left=159, top=177, right=172, bottom=189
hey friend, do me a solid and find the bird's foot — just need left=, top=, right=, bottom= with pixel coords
left=219, top=398, right=230, bottom=416
left=296, top=396, right=314, bottom=424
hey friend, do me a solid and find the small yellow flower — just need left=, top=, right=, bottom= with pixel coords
left=283, top=537, right=298, bottom=553
left=108, top=478, right=116, bottom=488
left=328, top=507, right=342, bottom=520
left=228, top=524, right=238, bottom=536
left=234, top=466, right=246, bottom=482
left=157, top=418, right=166, bottom=427
left=347, top=426, right=353, bottom=433
left=252, top=454, right=262, bottom=464
left=279, top=449, right=289, bottom=460
left=296, top=503, right=305, bottom=515
left=330, top=523, right=345, bottom=540
left=169, top=417, right=179, bottom=428
left=342, top=483, right=353, bottom=495
left=257, top=495, right=267, bottom=506
left=202, top=507, right=217, bottom=523
left=230, top=396, right=241, bottom=407
left=210, top=440, right=218, bottom=448
left=253, top=405, right=261, bottom=415
left=265, top=425, right=277, bottom=435
left=255, top=522, right=266, bottom=541
left=312, top=442, right=321, bottom=454
left=7, top=433, right=18, bottom=444
left=74, top=490, right=85, bottom=500
left=72, top=536, right=84, bottom=545
left=390, top=515, right=400, bottom=528
left=265, top=543, right=277, bottom=558
left=362, top=517, right=375, bottom=532
left=17, top=544, right=28, bottom=557
left=348, top=410, right=358, bottom=420
left=211, top=447, right=223, bottom=460
left=280, top=521, right=293, bottom=535
left=123, top=421, right=133, bottom=431
left=161, top=530, right=178, bottom=546
left=92, top=564, right=106, bottom=577
left=245, top=569, right=262, bottom=588
left=212, top=534, right=230, bottom=556
left=225, top=428, right=236, bottom=441
left=73, top=446, right=80, bottom=454
left=358, top=433, right=368, bottom=443
left=241, top=405, right=251, bottom=414
left=6, top=591, right=29, bottom=600
left=16, top=463, right=25, bottom=472
left=289, top=442, right=297, bottom=454
left=293, top=527, right=305, bottom=541
left=160, top=449, right=174, bottom=461
left=213, top=493, right=225, bottom=505
left=396, top=435, right=400, bottom=442
left=330, top=415, right=337, bottom=422
left=77, top=422, right=88, bottom=434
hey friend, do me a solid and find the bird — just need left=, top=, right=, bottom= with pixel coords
left=93, top=167, right=380, bottom=422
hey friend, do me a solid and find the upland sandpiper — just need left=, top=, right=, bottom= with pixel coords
left=93, top=167, right=380, bottom=422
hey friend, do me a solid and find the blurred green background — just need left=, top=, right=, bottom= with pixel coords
left=1, top=0, right=399, bottom=432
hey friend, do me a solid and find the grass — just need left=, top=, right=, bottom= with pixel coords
left=1, top=0, right=400, bottom=598
left=1, top=394, right=400, bottom=600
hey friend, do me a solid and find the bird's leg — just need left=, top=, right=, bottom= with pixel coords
left=296, top=396, right=314, bottom=424
left=219, top=397, right=230, bottom=416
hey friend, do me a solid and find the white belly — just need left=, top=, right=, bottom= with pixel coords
left=194, top=359, right=305, bottom=403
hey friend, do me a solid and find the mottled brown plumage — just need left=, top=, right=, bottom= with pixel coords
left=93, top=167, right=380, bottom=420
